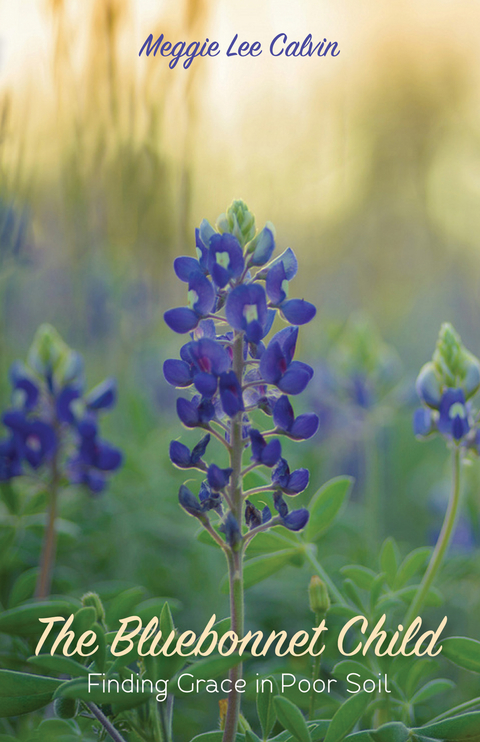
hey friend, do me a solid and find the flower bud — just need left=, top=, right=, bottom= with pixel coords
left=415, top=362, right=442, bottom=409
left=309, top=575, right=330, bottom=615
left=27, top=323, right=71, bottom=378
left=81, top=592, right=106, bottom=624
left=217, top=200, right=256, bottom=247
left=432, top=322, right=463, bottom=385
left=54, top=697, right=78, bottom=719
left=463, top=352, right=480, bottom=399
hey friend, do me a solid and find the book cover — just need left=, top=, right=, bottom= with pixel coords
left=0, top=2, right=479, bottom=741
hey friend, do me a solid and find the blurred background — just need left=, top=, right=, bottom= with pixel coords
left=1, top=0, right=480, bottom=735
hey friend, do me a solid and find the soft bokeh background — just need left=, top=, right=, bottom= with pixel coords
left=1, top=0, right=480, bottom=736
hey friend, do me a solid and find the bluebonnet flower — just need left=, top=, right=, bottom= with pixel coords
left=414, top=323, right=480, bottom=446
left=273, top=395, right=319, bottom=440
left=169, top=434, right=210, bottom=470
left=260, top=327, right=314, bottom=395
left=68, top=417, right=123, bottom=494
left=164, top=200, right=316, bottom=548
left=266, top=261, right=316, bottom=325
left=226, top=284, right=268, bottom=344
left=272, top=457, right=309, bottom=495
left=219, top=371, right=244, bottom=417
left=164, top=272, right=216, bottom=333
left=207, top=463, right=233, bottom=490
left=177, top=395, right=216, bottom=428
left=0, top=324, right=123, bottom=494
left=249, top=429, right=281, bottom=467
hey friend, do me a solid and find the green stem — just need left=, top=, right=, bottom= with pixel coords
left=308, top=611, right=323, bottom=720
left=35, top=451, right=60, bottom=599
left=85, top=701, right=129, bottom=742
left=404, top=446, right=462, bottom=627
left=428, top=695, right=480, bottom=723
left=304, top=547, right=346, bottom=606
left=222, top=331, right=245, bottom=742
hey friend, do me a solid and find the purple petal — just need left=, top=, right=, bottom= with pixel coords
left=290, top=413, right=319, bottom=440
left=278, top=361, right=314, bottom=395
left=189, top=272, right=215, bottom=316
left=207, top=463, right=233, bottom=490
left=281, top=299, right=316, bottom=326
left=164, top=307, right=199, bottom=334
left=413, top=408, right=434, bottom=437
left=249, top=226, right=275, bottom=266
left=259, top=341, right=284, bottom=385
left=56, top=386, right=81, bottom=424
left=176, top=397, right=199, bottom=427
left=266, top=262, right=287, bottom=305
left=169, top=440, right=192, bottom=468
left=273, top=395, right=295, bottom=432
left=194, top=372, right=217, bottom=397
left=175, top=256, right=200, bottom=282
left=286, top=468, right=309, bottom=494
left=262, top=438, right=282, bottom=467
left=96, top=442, right=123, bottom=471
left=163, top=359, right=193, bottom=387
left=179, top=484, right=203, bottom=516
left=282, top=508, right=309, bottom=531
left=86, top=378, right=117, bottom=411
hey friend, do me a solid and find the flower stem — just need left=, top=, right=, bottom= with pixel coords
left=222, top=331, right=245, bottom=742
left=85, top=701, right=129, bottom=742
left=404, top=446, right=462, bottom=627
left=35, top=451, right=59, bottom=599
left=308, top=611, right=323, bottom=720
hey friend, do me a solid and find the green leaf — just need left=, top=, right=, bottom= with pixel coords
left=379, top=538, right=398, bottom=588
left=344, top=734, right=374, bottom=742
left=340, top=566, right=376, bottom=592
left=393, top=585, right=443, bottom=608
left=160, top=601, right=175, bottom=636
left=0, top=669, right=62, bottom=717
left=393, top=548, right=431, bottom=590
left=333, top=661, right=377, bottom=684
left=27, top=654, right=89, bottom=678
left=169, top=654, right=247, bottom=696
left=324, top=692, right=370, bottom=742
left=257, top=675, right=278, bottom=739
left=247, top=530, right=297, bottom=557
left=371, top=723, right=409, bottom=742
left=106, top=586, right=146, bottom=627
left=8, top=569, right=39, bottom=608
left=245, top=732, right=262, bottom=742
left=442, top=637, right=480, bottom=673
left=274, top=696, right=311, bottom=742
left=414, top=711, right=480, bottom=739
left=71, top=606, right=96, bottom=635
left=222, top=550, right=298, bottom=593
left=189, top=734, right=244, bottom=742
left=306, top=477, right=353, bottom=541
left=0, top=481, right=19, bottom=515
left=0, top=601, right=76, bottom=636
left=269, top=722, right=329, bottom=742
left=410, top=678, right=455, bottom=706
left=53, top=677, right=150, bottom=711
left=31, top=718, right=82, bottom=741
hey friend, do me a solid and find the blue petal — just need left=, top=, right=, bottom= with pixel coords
left=413, top=408, right=434, bottom=437
left=290, top=413, right=319, bottom=440
left=262, top=438, right=282, bottom=467
left=281, top=299, right=316, bottom=326
left=259, top=341, right=284, bottom=384
left=170, top=440, right=193, bottom=468
left=278, top=362, right=313, bottom=395
left=207, top=463, right=233, bottom=490
left=219, top=371, right=244, bottom=417
left=266, top=262, right=287, bottom=305
left=273, top=395, right=294, bottom=432
left=163, top=359, right=193, bottom=387
left=191, top=433, right=210, bottom=464
left=95, top=442, right=123, bottom=471
left=189, top=272, right=215, bottom=316
left=286, top=468, right=309, bottom=494
left=56, top=386, right=81, bottom=424
left=164, top=307, right=199, bottom=334
left=176, top=397, right=199, bottom=427
left=262, top=506, right=272, bottom=523
left=250, top=226, right=275, bottom=266
left=179, top=484, right=203, bottom=516
left=194, top=372, right=217, bottom=397
left=174, top=256, right=200, bottom=282
left=282, top=508, right=309, bottom=531
left=86, top=378, right=117, bottom=411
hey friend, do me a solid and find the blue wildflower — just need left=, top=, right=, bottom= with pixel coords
left=260, top=327, right=314, bottom=395
left=272, top=457, right=309, bottom=495
left=266, top=261, right=316, bottom=325
left=207, top=463, right=233, bottom=490
left=208, top=233, right=244, bottom=288
left=273, top=492, right=309, bottom=531
left=219, top=512, right=242, bottom=548
left=437, top=389, right=470, bottom=441
left=176, top=395, right=215, bottom=428
left=226, top=284, right=268, bottom=344
left=273, top=395, right=319, bottom=440
left=219, top=371, right=244, bottom=417
left=246, top=226, right=275, bottom=267
left=169, top=434, right=210, bottom=470
left=3, top=411, right=56, bottom=469
left=249, top=429, right=281, bottom=467
left=68, top=417, right=123, bottom=494
left=164, top=271, right=216, bottom=334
